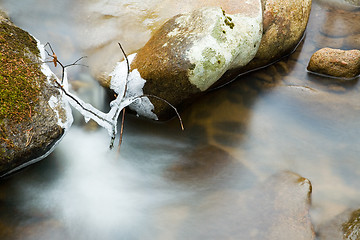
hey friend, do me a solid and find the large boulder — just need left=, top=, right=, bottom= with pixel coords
left=157, top=171, right=315, bottom=239
left=81, top=0, right=312, bottom=120
left=0, top=14, right=72, bottom=176
left=110, top=0, right=312, bottom=119
left=112, top=2, right=263, bottom=119
left=252, top=0, right=312, bottom=67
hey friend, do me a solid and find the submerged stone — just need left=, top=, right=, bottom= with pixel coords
left=0, top=15, right=72, bottom=176
left=157, top=171, right=315, bottom=239
left=344, top=0, right=360, bottom=6
left=307, top=48, right=360, bottom=79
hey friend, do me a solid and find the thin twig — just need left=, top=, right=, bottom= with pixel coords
left=44, top=42, right=88, bottom=83
left=138, top=94, right=184, bottom=131
left=118, top=42, right=130, bottom=98
left=117, top=42, right=130, bottom=153
left=52, top=80, right=112, bottom=125
left=117, top=108, right=126, bottom=154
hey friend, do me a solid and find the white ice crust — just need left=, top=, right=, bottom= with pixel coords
left=109, top=53, right=158, bottom=120
left=2, top=39, right=155, bottom=177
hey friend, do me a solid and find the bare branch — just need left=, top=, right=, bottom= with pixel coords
left=117, top=108, right=126, bottom=154
left=40, top=42, right=184, bottom=152
left=44, top=42, right=88, bottom=83
left=138, top=94, right=184, bottom=131
left=118, top=42, right=130, bottom=98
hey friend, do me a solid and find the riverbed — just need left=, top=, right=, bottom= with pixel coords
left=0, top=0, right=359, bottom=239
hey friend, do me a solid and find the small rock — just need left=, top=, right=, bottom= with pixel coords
left=0, top=16, right=72, bottom=176
left=307, top=48, right=360, bottom=79
left=125, top=4, right=263, bottom=119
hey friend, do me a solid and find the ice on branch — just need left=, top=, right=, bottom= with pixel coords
left=109, top=54, right=158, bottom=120
left=38, top=40, right=160, bottom=149
left=37, top=38, right=184, bottom=151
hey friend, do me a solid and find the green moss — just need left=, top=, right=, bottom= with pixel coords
left=221, top=9, right=235, bottom=29
left=343, top=209, right=360, bottom=239
left=224, top=17, right=235, bottom=29
left=0, top=22, right=43, bottom=123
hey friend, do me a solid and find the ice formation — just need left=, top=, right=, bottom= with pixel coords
left=109, top=54, right=158, bottom=120
left=39, top=42, right=158, bottom=148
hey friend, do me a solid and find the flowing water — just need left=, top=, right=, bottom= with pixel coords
left=0, top=0, right=360, bottom=239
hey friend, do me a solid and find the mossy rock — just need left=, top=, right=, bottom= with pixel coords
left=343, top=209, right=360, bottom=239
left=0, top=15, right=69, bottom=176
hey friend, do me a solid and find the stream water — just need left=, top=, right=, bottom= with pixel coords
left=0, top=0, right=360, bottom=239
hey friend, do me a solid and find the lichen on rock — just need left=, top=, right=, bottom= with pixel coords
left=124, top=4, right=263, bottom=119
left=217, top=0, right=313, bottom=87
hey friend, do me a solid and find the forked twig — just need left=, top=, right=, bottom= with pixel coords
left=44, top=42, right=88, bottom=83
left=43, top=41, right=184, bottom=153
left=116, top=42, right=184, bottom=132
left=139, top=94, right=184, bottom=131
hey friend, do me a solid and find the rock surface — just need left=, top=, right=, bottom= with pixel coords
left=306, top=1, right=360, bottom=51
left=157, top=171, right=315, bottom=239
left=0, top=15, right=72, bottom=176
left=218, top=0, right=313, bottom=86
left=252, top=0, right=312, bottom=67
left=307, top=48, right=360, bottom=79
left=345, top=0, right=360, bottom=6
left=318, top=209, right=360, bottom=239
left=119, top=0, right=312, bottom=119
left=124, top=4, right=263, bottom=119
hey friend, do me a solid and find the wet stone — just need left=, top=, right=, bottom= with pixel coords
left=314, top=33, right=345, bottom=49
left=318, top=209, right=360, bottom=240
left=0, top=15, right=72, bottom=176
left=344, top=0, right=360, bottom=6
left=320, top=8, right=360, bottom=38
left=159, top=171, right=315, bottom=240
left=307, top=48, right=360, bottom=79
left=128, top=4, right=263, bottom=119
left=218, top=0, right=313, bottom=86
left=344, top=33, right=360, bottom=49
left=253, top=0, right=312, bottom=66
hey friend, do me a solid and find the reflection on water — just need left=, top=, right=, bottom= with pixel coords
left=0, top=0, right=360, bottom=239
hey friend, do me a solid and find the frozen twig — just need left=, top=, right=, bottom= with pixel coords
left=42, top=42, right=184, bottom=151
left=44, top=42, right=88, bottom=83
